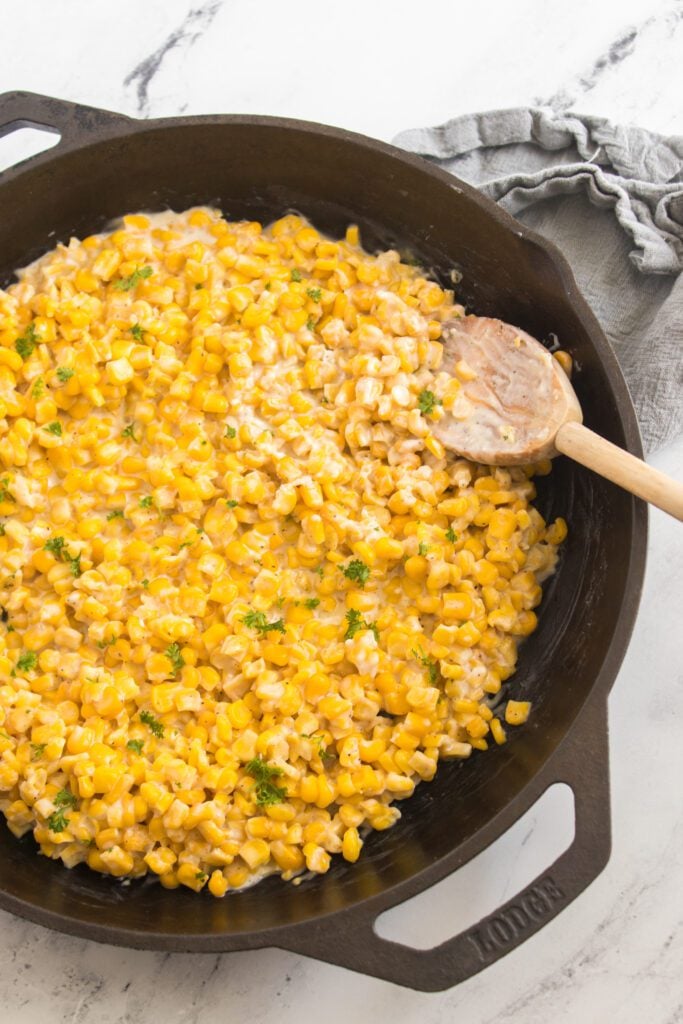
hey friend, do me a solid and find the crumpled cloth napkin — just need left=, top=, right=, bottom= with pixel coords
left=394, top=109, right=683, bottom=452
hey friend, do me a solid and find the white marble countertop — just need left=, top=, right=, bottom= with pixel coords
left=0, top=1, right=681, bottom=1020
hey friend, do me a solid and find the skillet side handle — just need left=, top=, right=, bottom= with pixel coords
left=0, top=91, right=132, bottom=149
left=278, top=698, right=611, bottom=991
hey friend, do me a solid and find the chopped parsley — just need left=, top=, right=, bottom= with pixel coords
left=30, top=742, right=47, bottom=760
left=44, top=536, right=67, bottom=559
left=15, top=323, right=39, bottom=360
left=225, top=499, right=238, bottom=508
left=225, top=425, right=237, bottom=439
left=242, top=610, right=286, bottom=636
left=341, top=559, right=370, bottom=587
left=245, top=756, right=287, bottom=806
left=107, top=509, right=124, bottom=521
left=130, top=324, right=144, bottom=341
left=306, top=317, right=316, bottom=331
left=195, top=870, right=208, bottom=882
left=314, top=565, right=324, bottom=578
left=45, top=421, right=62, bottom=436
left=31, top=377, right=45, bottom=399
left=166, top=642, right=185, bottom=676
left=412, top=646, right=440, bottom=685
left=302, top=733, right=333, bottom=761
left=290, top=269, right=302, bottom=282
left=43, top=537, right=83, bottom=578
left=55, top=788, right=77, bottom=810
left=122, top=422, right=139, bottom=442
left=140, top=710, right=164, bottom=738
left=47, top=809, right=69, bottom=833
left=418, top=542, right=429, bottom=556
left=141, top=578, right=149, bottom=588
left=344, top=608, right=379, bottom=641
left=139, top=496, right=153, bottom=509
left=16, top=651, right=38, bottom=672
left=113, top=265, right=153, bottom=292
left=306, top=287, right=322, bottom=301
left=303, top=598, right=320, bottom=609
left=445, top=526, right=458, bottom=543
left=56, top=367, right=74, bottom=383
left=417, top=389, right=442, bottom=415
left=47, top=788, right=77, bottom=832
left=0, top=479, right=14, bottom=503
left=126, top=739, right=144, bottom=755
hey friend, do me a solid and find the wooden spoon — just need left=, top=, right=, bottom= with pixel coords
left=433, top=316, right=683, bottom=521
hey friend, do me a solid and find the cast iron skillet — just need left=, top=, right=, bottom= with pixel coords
left=0, top=92, right=647, bottom=991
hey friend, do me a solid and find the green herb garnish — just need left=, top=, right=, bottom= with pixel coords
left=245, top=756, right=287, bottom=806
left=31, top=378, right=45, bottom=399
left=303, top=598, right=320, bottom=610
left=344, top=608, right=379, bottom=641
left=445, top=526, right=458, bottom=543
left=130, top=324, right=144, bottom=341
left=47, top=809, right=69, bottom=832
left=341, top=559, right=370, bottom=587
left=242, top=610, right=286, bottom=636
left=0, top=479, right=14, bottom=503
left=417, top=389, right=442, bottom=416
left=166, top=642, right=185, bottom=676
left=17, top=651, right=38, bottom=672
left=139, top=496, right=153, bottom=509
left=45, top=421, right=62, bottom=436
left=306, top=287, right=322, bottom=301
left=290, top=269, right=302, bottom=282
left=306, top=317, right=315, bottom=331
left=418, top=542, right=429, bottom=556
left=68, top=553, right=82, bottom=578
left=44, top=536, right=67, bottom=560
left=302, top=733, right=333, bottom=761
left=226, top=499, right=238, bottom=508
left=56, top=367, right=74, bottom=383
left=412, top=646, right=440, bottom=685
left=47, top=788, right=77, bottom=832
left=107, top=509, right=124, bottom=521
left=30, top=742, right=47, bottom=760
left=113, top=265, right=153, bottom=292
left=55, top=788, right=77, bottom=810
left=126, top=739, right=144, bottom=755
left=122, top=422, right=139, bottom=442
left=225, top=426, right=237, bottom=439
left=15, top=323, right=39, bottom=360
left=140, top=710, right=164, bottom=738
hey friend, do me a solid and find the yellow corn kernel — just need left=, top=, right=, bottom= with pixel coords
left=505, top=700, right=531, bottom=726
left=490, top=718, right=507, bottom=745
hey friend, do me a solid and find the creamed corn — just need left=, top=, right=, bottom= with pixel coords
left=0, top=208, right=566, bottom=894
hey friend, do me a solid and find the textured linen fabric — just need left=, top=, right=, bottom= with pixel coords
left=394, top=109, right=683, bottom=452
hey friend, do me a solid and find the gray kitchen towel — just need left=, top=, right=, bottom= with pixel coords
left=394, top=109, right=683, bottom=453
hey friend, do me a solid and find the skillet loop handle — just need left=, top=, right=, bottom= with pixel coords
left=0, top=91, right=131, bottom=148
left=279, top=698, right=611, bottom=991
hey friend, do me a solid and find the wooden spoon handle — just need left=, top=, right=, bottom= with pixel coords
left=555, top=421, right=683, bottom=521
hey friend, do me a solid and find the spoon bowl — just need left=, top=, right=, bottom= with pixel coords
left=434, top=315, right=683, bottom=521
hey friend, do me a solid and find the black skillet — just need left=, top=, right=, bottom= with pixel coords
left=0, top=93, right=646, bottom=991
